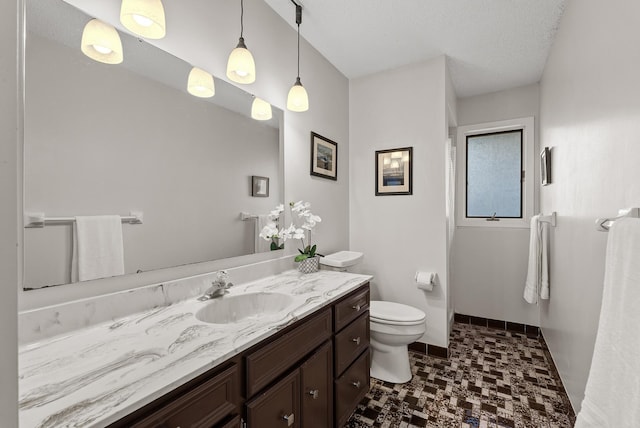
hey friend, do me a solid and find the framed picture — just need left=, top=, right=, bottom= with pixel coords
left=540, top=147, right=551, bottom=186
left=310, top=132, right=338, bottom=180
left=375, top=147, right=413, bottom=196
left=251, top=175, right=269, bottom=197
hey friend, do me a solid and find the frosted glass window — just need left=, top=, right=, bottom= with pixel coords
left=466, top=130, right=522, bottom=218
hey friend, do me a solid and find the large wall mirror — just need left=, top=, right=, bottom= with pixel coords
left=23, top=0, right=283, bottom=290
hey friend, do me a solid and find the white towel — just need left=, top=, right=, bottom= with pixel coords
left=71, top=215, right=125, bottom=282
left=255, top=214, right=272, bottom=253
left=575, top=218, right=640, bottom=427
left=524, top=215, right=550, bottom=304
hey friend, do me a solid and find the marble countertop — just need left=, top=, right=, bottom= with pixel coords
left=19, top=270, right=372, bottom=428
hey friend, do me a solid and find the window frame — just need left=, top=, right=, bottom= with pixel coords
left=456, top=117, right=535, bottom=228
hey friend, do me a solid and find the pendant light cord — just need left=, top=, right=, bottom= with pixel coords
left=240, top=0, right=244, bottom=38
left=297, top=23, right=300, bottom=78
left=293, top=2, right=302, bottom=79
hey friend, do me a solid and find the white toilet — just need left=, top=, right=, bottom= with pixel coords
left=320, top=251, right=427, bottom=384
left=369, top=300, right=426, bottom=383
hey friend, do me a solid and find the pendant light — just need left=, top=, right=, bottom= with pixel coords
left=81, top=19, right=123, bottom=65
left=251, top=97, right=272, bottom=121
left=187, top=67, right=215, bottom=98
left=287, top=3, right=309, bottom=112
left=226, top=0, right=256, bottom=84
left=120, top=0, right=166, bottom=39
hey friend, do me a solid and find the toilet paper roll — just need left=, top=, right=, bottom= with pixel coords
left=415, top=271, right=435, bottom=291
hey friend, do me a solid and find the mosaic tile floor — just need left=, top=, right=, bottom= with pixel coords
left=347, top=322, right=576, bottom=428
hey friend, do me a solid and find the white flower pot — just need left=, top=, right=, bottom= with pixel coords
left=298, top=256, right=319, bottom=274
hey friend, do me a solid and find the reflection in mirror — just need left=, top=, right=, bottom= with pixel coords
left=23, top=0, right=283, bottom=290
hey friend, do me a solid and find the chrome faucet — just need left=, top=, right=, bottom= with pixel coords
left=198, top=270, right=233, bottom=301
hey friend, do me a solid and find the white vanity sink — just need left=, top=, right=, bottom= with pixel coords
left=195, top=292, right=295, bottom=324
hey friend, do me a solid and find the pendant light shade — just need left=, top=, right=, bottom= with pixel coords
left=81, top=19, right=123, bottom=65
left=251, top=97, right=272, bottom=120
left=120, top=0, right=166, bottom=39
left=226, top=38, right=256, bottom=84
left=287, top=3, right=309, bottom=112
left=187, top=67, right=215, bottom=98
left=227, top=0, right=256, bottom=84
left=287, top=77, right=309, bottom=112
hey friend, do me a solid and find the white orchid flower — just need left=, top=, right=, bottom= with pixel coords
left=291, top=201, right=311, bottom=213
left=279, top=226, right=292, bottom=241
left=264, top=201, right=321, bottom=257
left=308, top=214, right=321, bottom=223
left=268, top=211, right=281, bottom=221
left=259, top=223, right=279, bottom=240
left=290, top=201, right=304, bottom=212
left=292, top=228, right=305, bottom=240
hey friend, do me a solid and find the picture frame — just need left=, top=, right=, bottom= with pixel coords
left=251, top=175, right=269, bottom=197
left=310, top=132, right=338, bottom=181
left=540, top=147, right=551, bottom=186
left=375, top=147, right=413, bottom=196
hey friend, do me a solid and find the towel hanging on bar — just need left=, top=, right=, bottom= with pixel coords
left=596, top=207, right=640, bottom=231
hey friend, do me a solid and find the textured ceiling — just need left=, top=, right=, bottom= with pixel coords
left=264, top=0, right=567, bottom=98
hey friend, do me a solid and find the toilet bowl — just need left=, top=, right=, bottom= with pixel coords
left=369, top=300, right=426, bottom=384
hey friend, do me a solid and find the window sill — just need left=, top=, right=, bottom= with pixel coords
left=457, top=218, right=531, bottom=229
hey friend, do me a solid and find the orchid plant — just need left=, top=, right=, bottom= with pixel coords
left=259, top=201, right=322, bottom=262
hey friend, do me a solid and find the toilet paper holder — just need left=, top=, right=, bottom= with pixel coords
left=415, top=271, right=436, bottom=291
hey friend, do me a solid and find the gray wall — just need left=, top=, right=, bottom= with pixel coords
left=539, top=0, right=640, bottom=411
left=452, top=84, right=540, bottom=326
left=1, top=0, right=19, bottom=423
left=349, top=58, right=450, bottom=348
left=24, top=34, right=280, bottom=288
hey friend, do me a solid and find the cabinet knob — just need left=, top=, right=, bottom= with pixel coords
left=352, top=336, right=361, bottom=345
left=283, top=413, right=295, bottom=426
left=352, top=304, right=361, bottom=311
left=351, top=380, right=361, bottom=389
left=308, top=389, right=319, bottom=399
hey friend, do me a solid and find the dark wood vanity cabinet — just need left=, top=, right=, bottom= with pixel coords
left=246, top=369, right=301, bottom=427
left=245, top=341, right=334, bottom=428
left=300, top=341, right=334, bottom=427
left=112, top=283, right=370, bottom=428
left=332, top=286, right=370, bottom=427
left=243, top=284, right=370, bottom=428
left=113, top=362, right=241, bottom=428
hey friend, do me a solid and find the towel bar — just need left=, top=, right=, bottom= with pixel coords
left=24, top=211, right=143, bottom=228
left=596, top=207, right=640, bottom=231
left=539, top=212, right=556, bottom=227
left=240, top=212, right=258, bottom=221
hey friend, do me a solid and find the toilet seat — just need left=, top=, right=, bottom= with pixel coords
left=370, top=301, right=426, bottom=325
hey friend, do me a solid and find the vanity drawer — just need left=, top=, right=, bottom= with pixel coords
left=129, top=363, right=239, bottom=428
left=246, top=308, right=332, bottom=397
left=333, top=285, right=370, bottom=332
left=334, top=348, right=370, bottom=428
left=246, top=369, right=300, bottom=428
left=334, top=311, right=369, bottom=377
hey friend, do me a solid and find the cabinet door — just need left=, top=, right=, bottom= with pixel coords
left=246, top=308, right=332, bottom=397
left=300, top=341, right=333, bottom=428
left=129, top=364, right=239, bottom=428
left=335, top=349, right=370, bottom=428
left=246, top=369, right=300, bottom=428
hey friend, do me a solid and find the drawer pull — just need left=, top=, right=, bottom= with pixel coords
left=351, top=380, right=361, bottom=389
left=283, top=413, right=295, bottom=426
left=352, top=304, right=361, bottom=311
left=352, top=336, right=361, bottom=345
left=309, top=389, right=319, bottom=399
